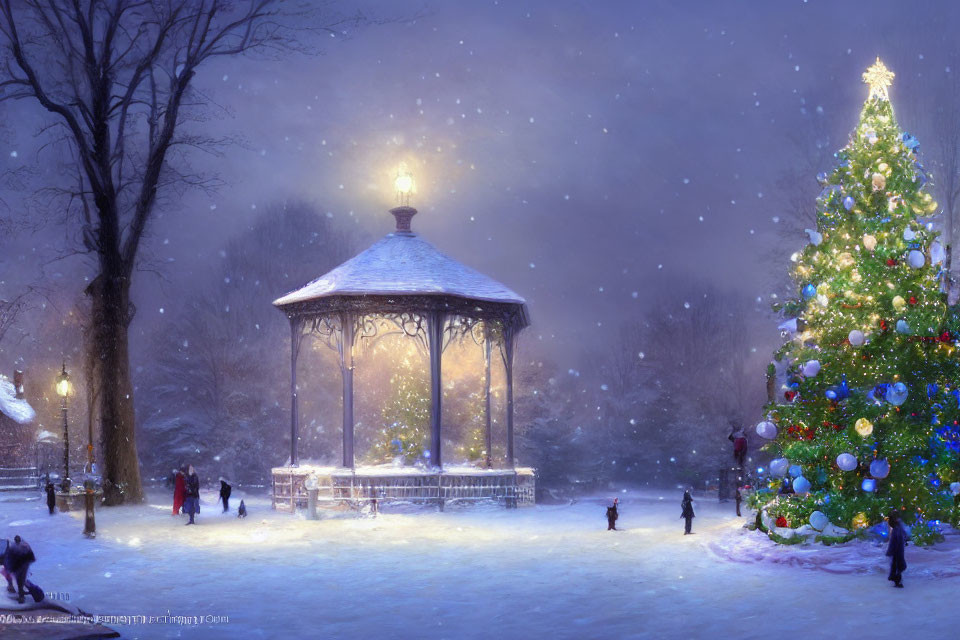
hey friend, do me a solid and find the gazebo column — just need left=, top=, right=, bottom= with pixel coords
left=288, top=317, right=305, bottom=467
left=503, top=325, right=517, bottom=469
left=340, top=313, right=356, bottom=469
left=483, top=326, right=493, bottom=468
left=428, top=310, right=446, bottom=468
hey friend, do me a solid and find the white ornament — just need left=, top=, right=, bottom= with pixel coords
left=907, top=250, right=926, bottom=269
left=756, top=421, right=777, bottom=440
left=836, top=453, right=858, bottom=471
left=903, top=228, right=916, bottom=241
left=802, top=360, right=821, bottom=377
left=809, top=511, right=830, bottom=531
left=862, top=234, right=877, bottom=252
left=770, top=458, right=790, bottom=477
left=805, top=229, right=823, bottom=246
left=848, top=329, right=865, bottom=346
left=951, top=482, right=960, bottom=496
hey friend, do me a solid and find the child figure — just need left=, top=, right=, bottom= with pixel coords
left=886, top=510, right=907, bottom=588
left=606, top=498, right=619, bottom=531
left=681, top=490, right=695, bottom=534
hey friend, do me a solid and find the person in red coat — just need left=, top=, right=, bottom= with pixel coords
left=172, top=467, right=186, bottom=516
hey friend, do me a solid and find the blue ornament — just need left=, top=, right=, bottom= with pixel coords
left=930, top=475, right=942, bottom=488
left=887, top=382, right=909, bottom=406
left=902, top=132, right=920, bottom=150
left=802, top=284, right=817, bottom=299
left=793, top=476, right=811, bottom=493
left=869, top=459, right=890, bottom=479
left=827, top=376, right=851, bottom=402
left=861, top=478, right=877, bottom=493
left=896, top=320, right=910, bottom=334
left=843, top=195, right=855, bottom=211
left=789, top=465, right=802, bottom=478
left=928, top=384, right=939, bottom=398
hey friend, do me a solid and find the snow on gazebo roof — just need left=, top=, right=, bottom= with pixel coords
left=0, top=375, right=35, bottom=424
left=273, top=206, right=526, bottom=309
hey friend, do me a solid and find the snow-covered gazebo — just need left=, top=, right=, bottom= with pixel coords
left=270, top=203, right=535, bottom=510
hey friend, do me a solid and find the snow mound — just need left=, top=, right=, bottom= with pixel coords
left=0, top=374, right=35, bottom=424
left=708, top=520, right=960, bottom=578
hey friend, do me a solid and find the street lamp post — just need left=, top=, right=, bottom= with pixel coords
left=56, top=363, right=71, bottom=493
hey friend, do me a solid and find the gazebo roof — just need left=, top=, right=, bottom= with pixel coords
left=273, top=207, right=527, bottom=311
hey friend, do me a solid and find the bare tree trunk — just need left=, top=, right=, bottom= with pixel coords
left=87, top=271, right=143, bottom=504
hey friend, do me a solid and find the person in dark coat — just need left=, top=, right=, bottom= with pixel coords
left=681, top=490, right=695, bottom=534
left=606, top=497, right=619, bottom=531
left=45, top=481, right=56, bottom=515
left=172, top=467, right=186, bottom=516
left=735, top=487, right=743, bottom=517
left=219, top=480, right=232, bottom=513
left=183, top=465, right=200, bottom=525
left=886, top=510, right=907, bottom=588
left=237, top=500, right=247, bottom=518
left=6, top=536, right=36, bottom=603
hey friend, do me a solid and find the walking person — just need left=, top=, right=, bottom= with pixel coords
left=45, top=481, right=56, bottom=515
left=6, top=535, right=36, bottom=604
left=886, top=510, right=908, bottom=588
left=183, top=465, right=200, bottom=525
left=172, top=467, right=186, bottom=516
left=681, top=490, right=695, bottom=535
left=606, top=497, right=619, bottom=531
left=735, top=487, right=743, bottom=517
left=728, top=422, right=747, bottom=469
left=219, top=479, right=232, bottom=514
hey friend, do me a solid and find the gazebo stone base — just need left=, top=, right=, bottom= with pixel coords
left=271, top=465, right=536, bottom=512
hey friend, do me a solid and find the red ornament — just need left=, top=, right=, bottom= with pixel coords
left=784, top=391, right=797, bottom=402
left=879, top=320, right=888, bottom=331
left=886, top=258, right=898, bottom=267
left=941, top=331, right=951, bottom=342
left=908, top=296, right=918, bottom=306
left=776, top=516, right=788, bottom=528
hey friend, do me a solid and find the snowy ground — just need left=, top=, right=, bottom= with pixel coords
left=1, top=487, right=956, bottom=639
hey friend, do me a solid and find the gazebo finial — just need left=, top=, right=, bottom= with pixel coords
left=390, top=205, right=417, bottom=234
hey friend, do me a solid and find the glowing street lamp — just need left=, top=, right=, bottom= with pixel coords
left=395, top=167, right=414, bottom=206
left=56, top=362, right=71, bottom=493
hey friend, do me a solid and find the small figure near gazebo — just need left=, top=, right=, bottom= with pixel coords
left=270, top=170, right=535, bottom=511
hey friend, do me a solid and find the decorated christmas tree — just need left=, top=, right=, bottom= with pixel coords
left=368, top=352, right=430, bottom=465
left=754, top=59, right=960, bottom=544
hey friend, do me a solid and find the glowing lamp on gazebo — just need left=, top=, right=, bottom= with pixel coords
left=395, top=168, right=414, bottom=205
left=270, top=170, right=534, bottom=511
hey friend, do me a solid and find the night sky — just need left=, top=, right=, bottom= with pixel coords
left=5, top=0, right=960, bottom=367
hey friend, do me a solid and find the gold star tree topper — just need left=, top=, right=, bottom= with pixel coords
left=863, top=58, right=895, bottom=100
